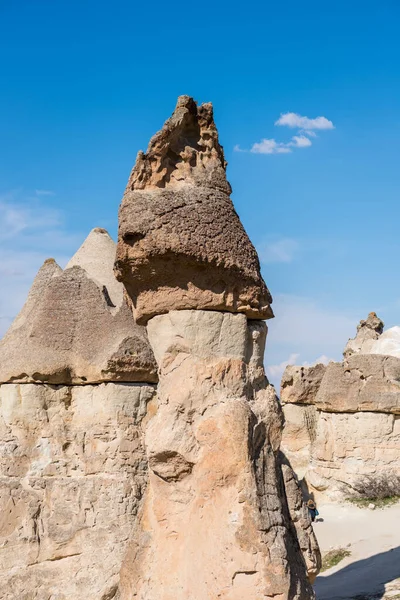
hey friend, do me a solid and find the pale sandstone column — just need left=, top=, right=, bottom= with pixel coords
left=119, top=311, right=316, bottom=599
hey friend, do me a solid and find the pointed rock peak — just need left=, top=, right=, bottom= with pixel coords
left=343, top=312, right=384, bottom=358
left=66, top=228, right=123, bottom=309
left=357, top=312, right=384, bottom=334
left=4, top=258, right=63, bottom=337
left=116, top=96, right=272, bottom=324
left=127, top=95, right=230, bottom=193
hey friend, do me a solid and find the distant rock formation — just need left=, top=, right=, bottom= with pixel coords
left=281, top=314, right=400, bottom=502
left=0, top=228, right=157, bottom=384
left=0, top=97, right=319, bottom=599
left=114, top=95, right=273, bottom=325
left=116, top=96, right=318, bottom=599
left=0, top=229, right=157, bottom=598
left=343, top=311, right=384, bottom=358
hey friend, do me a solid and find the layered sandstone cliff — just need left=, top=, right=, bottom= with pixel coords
left=281, top=314, right=400, bottom=502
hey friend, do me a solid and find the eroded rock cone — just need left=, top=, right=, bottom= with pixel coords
left=0, top=228, right=157, bottom=384
left=115, top=95, right=273, bottom=324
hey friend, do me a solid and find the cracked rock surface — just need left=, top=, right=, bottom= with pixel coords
left=0, top=382, right=156, bottom=599
left=118, top=310, right=316, bottom=599
left=280, top=314, right=400, bottom=502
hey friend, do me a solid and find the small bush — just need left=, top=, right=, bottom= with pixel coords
left=347, top=495, right=400, bottom=509
left=321, top=548, right=351, bottom=572
left=349, top=473, right=400, bottom=502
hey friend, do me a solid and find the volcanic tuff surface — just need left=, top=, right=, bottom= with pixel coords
left=115, top=96, right=319, bottom=599
left=115, top=95, right=273, bottom=324
left=0, top=228, right=158, bottom=599
left=0, top=228, right=157, bottom=384
left=281, top=314, right=400, bottom=501
left=0, top=97, right=319, bottom=600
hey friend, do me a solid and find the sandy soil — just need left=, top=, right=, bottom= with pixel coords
left=313, top=502, right=400, bottom=599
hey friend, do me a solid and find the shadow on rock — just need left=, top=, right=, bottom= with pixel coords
left=314, top=546, right=400, bottom=599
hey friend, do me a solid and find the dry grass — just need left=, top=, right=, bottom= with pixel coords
left=347, top=495, right=400, bottom=509
left=321, top=548, right=351, bottom=572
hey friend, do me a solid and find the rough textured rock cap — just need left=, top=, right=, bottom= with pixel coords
left=0, top=229, right=157, bottom=384
left=115, top=95, right=273, bottom=324
left=343, top=312, right=384, bottom=358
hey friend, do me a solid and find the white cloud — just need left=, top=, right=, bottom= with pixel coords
left=236, top=111, right=333, bottom=156
left=251, top=138, right=292, bottom=155
left=249, top=134, right=313, bottom=155
left=275, top=112, right=334, bottom=131
left=258, top=238, right=299, bottom=263
left=266, top=353, right=300, bottom=381
left=0, top=195, right=61, bottom=241
left=290, top=135, right=312, bottom=148
left=301, top=354, right=334, bottom=367
left=266, top=351, right=334, bottom=389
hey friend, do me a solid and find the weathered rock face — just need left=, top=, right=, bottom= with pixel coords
left=281, top=314, right=400, bottom=501
left=306, top=409, right=400, bottom=500
left=0, top=229, right=158, bottom=599
left=0, top=382, right=156, bottom=599
left=119, top=311, right=317, bottom=599
left=315, top=354, right=400, bottom=414
left=115, top=96, right=273, bottom=325
left=0, top=229, right=157, bottom=384
left=280, top=456, right=321, bottom=585
left=281, top=363, right=327, bottom=406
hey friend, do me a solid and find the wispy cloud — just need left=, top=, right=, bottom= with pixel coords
left=291, top=135, right=312, bottom=148
left=35, top=189, right=55, bottom=197
left=264, top=293, right=356, bottom=387
left=235, top=111, right=334, bottom=155
left=266, top=351, right=334, bottom=388
left=258, top=238, right=299, bottom=263
left=0, top=196, right=61, bottom=241
left=266, top=353, right=300, bottom=381
left=275, top=112, right=334, bottom=131
left=0, top=191, right=82, bottom=338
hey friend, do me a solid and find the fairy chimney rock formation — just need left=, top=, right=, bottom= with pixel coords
left=115, top=95, right=273, bottom=325
left=116, top=97, right=318, bottom=599
left=0, top=228, right=157, bottom=384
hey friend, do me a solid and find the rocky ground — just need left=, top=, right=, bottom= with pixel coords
left=314, top=502, right=400, bottom=599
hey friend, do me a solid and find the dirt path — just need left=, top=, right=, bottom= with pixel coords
left=313, top=502, right=400, bottom=600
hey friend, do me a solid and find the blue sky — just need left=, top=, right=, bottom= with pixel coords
left=1, top=0, right=400, bottom=387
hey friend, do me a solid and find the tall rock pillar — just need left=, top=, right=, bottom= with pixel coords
left=115, top=96, right=317, bottom=599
